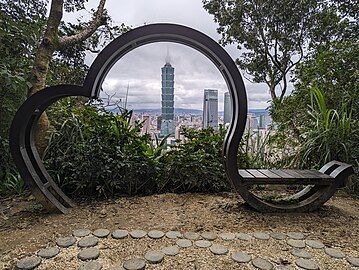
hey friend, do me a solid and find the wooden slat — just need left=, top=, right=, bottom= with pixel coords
left=259, top=169, right=282, bottom=178
left=238, top=170, right=254, bottom=178
left=270, top=169, right=295, bottom=178
left=304, top=170, right=332, bottom=179
left=282, top=169, right=308, bottom=178
left=242, top=177, right=333, bottom=186
left=246, top=169, right=268, bottom=178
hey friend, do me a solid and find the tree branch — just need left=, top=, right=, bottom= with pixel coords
left=58, top=0, right=107, bottom=49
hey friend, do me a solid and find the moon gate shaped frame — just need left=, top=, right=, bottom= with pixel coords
left=10, top=24, right=353, bottom=214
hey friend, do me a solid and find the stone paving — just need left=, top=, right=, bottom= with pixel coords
left=15, top=228, right=359, bottom=270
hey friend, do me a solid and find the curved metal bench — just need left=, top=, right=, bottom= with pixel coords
left=9, top=23, right=354, bottom=213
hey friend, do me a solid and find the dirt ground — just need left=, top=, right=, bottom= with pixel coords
left=0, top=192, right=358, bottom=269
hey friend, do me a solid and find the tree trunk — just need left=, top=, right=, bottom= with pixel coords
left=28, top=0, right=64, bottom=156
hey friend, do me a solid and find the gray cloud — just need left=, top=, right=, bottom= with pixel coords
left=64, top=0, right=273, bottom=109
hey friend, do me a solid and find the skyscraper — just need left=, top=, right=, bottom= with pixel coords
left=160, top=50, right=175, bottom=137
left=224, top=92, right=232, bottom=125
left=203, top=89, right=218, bottom=130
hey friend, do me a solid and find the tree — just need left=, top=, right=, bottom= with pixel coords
left=26, top=0, right=127, bottom=154
left=202, top=0, right=344, bottom=105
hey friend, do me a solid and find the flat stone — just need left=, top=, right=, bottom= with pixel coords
left=129, top=230, right=147, bottom=239
left=236, top=233, right=252, bottom=241
left=183, top=231, right=200, bottom=240
left=219, top=232, right=236, bottom=241
left=274, top=266, right=295, bottom=270
left=144, top=250, right=164, bottom=264
left=253, top=232, right=270, bottom=240
left=209, top=244, right=228, bottom=255
left=347, top=256, right=359, bottom=267
left=305, top=240, right=325, bottom=249
left=324, top=247, right=345, bottom=259
left=78, top=247, right=100, bottom=261
left=295, top=258, right=319, bottom=270
left=231, top=251, right=252, bottom=263
left=201, top=232, right=217, bottom=241
left=56, top=236, right=77, bottom=248
left=252, top=258, right=273, bottom=270
left=162, top=246, right=179, bottom=256
left=176, top=239, right=192, bottom=248
left=73, top=229, right=92, bottom=237
left=37, top=247, right=60, bottom=259
left=78, top=261, right=103, bottom=270
left=270, top=232, right=287, bottom=240
left=93, top=229, right=110, bottom=238
left=112, top=230, right=128, bottom=239
left=287, top=232, right=305, bottom=240
left=16, top=256, right=41, bottom=270
left=78, top=236, right=99, bottom=248
left=123, top=258, right=146, bottom=270
left=194, top=240, right=212, bottom=248
left=291, top=249, right=312, bottom=259
left=148, top=230, right=165, bottom=239
left=165, top=231, right=182, bottom=239
left=287, top=239, right=305, bottom=248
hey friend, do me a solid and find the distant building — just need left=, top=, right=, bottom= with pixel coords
left=156, top=115, right=162, bottom=130
left=223, top=92, right=232, bottom=125
left=160, top=50, right=175, bottom=137
left=203, top=89, right=218, bottom=130
left=141, top=115, right=150, bottom=135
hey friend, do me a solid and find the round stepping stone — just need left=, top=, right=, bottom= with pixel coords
left=209, top=244, right=229, bottom=255
left=194, top=240, right=212, bottom=248
left=129, top=230, right=147, bottom=239
left=16, top=256, right=41, bottom=270
left=287, top=239, right=305, bottom=248
left=123, top=258, right=146, bottom=270
left=176, top=239, right=192, bottom=248
left=112, top=229, right=128, bottom=239
left=295, top=258, right=319, bottom=270
left=37, top=246, right=60, bottom=259
left=183, top=231, right=200, bottom=240
left=78, top=247, right=100, bottom=261
left=148, top=230, right=165, bottom=239
left=144, top=250, right=164, bottom=264
left=305, top=240, right=324, bottom=249
left=73, top=229, right=91, bottom=237
left=347, top=256, right=359, bottom=267
left=78, top=236, right=99, bottom=248
left=79, top=261, right=103, bottom=270
left=56, top=236, right=77, bottom=248
left=324, top=247, right=345, bottom=259
left=162, top=246, right=179, bottom=256
left=93, top=229, right=110, bottom=238
left=236, top=233, right=252, bottom=241
left=253, top=232, right=270, bottom=240
left=201, top=232, right=217, bottom=241
left=274, top=266, right=294, bottom=270
left=287, top=232, right=305, bottom=240
left=231, top=251, right=251, bottom=263
left=165, top=231, right=182, bottom=239
left=291, top=249, right=312, bottom=259
left=270, top=232, right=286, bottom=240
left=219, top=232, right=236, bottom=241
left=252, top=258, right=273, bottom=270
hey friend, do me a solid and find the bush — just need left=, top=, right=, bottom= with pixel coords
left=44, top=99, right=159, bottom=198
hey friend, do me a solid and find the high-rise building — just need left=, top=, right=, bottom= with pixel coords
left=224, top=92, right=232, bottom=125
left=160, top=51, right=175, bottom=137
left=141, top=115, right=150, bottom=135
left=203, top=89, right=218, bottom=130
left=156, top=115, right=162, bottom=131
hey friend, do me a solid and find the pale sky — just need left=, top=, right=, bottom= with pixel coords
left=63, top=0, right=272, bottom=110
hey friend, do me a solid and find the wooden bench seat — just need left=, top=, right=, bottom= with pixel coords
left=238, top=169, right=334, bottom=185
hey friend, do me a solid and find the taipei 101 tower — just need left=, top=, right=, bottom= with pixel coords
left=160, top=49, right=175, bottom=137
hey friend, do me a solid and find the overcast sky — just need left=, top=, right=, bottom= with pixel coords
left=63, top=0, right=271, bottom=110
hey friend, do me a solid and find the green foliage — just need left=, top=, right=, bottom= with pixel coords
left=44, top=100, right=158, bottom=197
left=157, top=127, right=230, bottom=193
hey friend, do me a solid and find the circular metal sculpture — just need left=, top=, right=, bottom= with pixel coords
left=10, top=24, right=353, bottom=213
